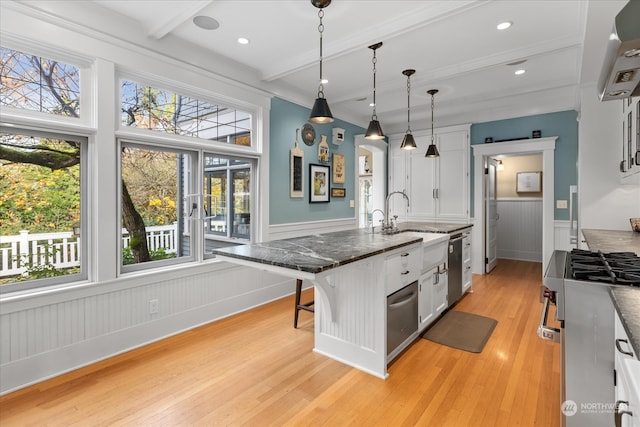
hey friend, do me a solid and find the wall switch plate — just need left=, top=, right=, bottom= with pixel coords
left=556, top=200, right=568, bottom=209
left=349, top=200, right=355, bottom=208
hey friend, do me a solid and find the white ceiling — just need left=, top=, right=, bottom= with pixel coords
left=17, top=0, right=629, bottom=134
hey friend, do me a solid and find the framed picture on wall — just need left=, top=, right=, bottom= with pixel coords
left=331, top=188, right=345, bottom=198
left=516, top=171, right=542, bottom=192
left=290, top=145, right=304, bottom=198
left=309, top=164, right=330, bottom=203
left=333, top=153, right=345, bottom=184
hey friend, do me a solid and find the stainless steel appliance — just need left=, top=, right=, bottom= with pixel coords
left=387, top=280, right=418, bottom=356
left=447, top=233, right=463, bottom=307
left=540, top=249, right=640, bottom=427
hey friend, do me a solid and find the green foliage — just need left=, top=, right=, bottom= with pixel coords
left=0, top=159, right=80, bottom=235
left=122, top=246, right=175, bottom=265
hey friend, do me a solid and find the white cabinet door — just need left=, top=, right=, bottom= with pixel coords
left=436, top=130, right=468, bottom=219
left=433, top=265, right=448, bottom=316
left=419, top=267, right=436, bottom=331
left=388, top=125, right=470, bottom=221
left=408, top=150, right=436, bottom=218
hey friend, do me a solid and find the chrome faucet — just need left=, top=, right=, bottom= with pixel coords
left=371, top=209, right=385, bottom=233
left=384, top=191, right=410, bottom=233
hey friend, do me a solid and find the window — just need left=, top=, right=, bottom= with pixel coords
left=119, top=78, right=257, bottom=269
left=120, top=142, right=196, bottom=271
left=0, top=128, right=86, bottom=293
left=203, top=154, right=253, bottom=254
left=0, top=47, right=80, bottom=118
left=120, top=80, right=252, bottom=145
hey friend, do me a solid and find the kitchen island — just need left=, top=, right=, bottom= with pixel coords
left=212, top=228, right=450, bottom=378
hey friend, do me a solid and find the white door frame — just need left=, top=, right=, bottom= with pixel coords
left=471, top=137, right=556, bottom=276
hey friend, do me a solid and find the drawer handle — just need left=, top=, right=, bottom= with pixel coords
left=400, top=253, right=410, bottom=257
left=466, top=266, right=471, bottom=270
left=615, top=400, right=632, bottom=427
left=401, top=270, right=410, bottom=275
left=615, top=339, right=634, bottom=357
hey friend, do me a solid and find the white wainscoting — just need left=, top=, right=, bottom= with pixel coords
left=269, top=218, right=358, bottom=240
left=0, top=217, right=358, bottom=395
left=0, top=261, right=297, bottom=395
left=496, top=198, right=543, bottom=262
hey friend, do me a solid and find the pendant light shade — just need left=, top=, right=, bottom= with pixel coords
left=309, top=0, right=334, bottom=124
left=425, top=89, right=440, bottom=158
left=400, top=69, right=417, bottom=150
left=365, top=42, right=384, bottom=140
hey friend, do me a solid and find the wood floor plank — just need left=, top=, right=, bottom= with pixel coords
left=0, top=259, right=560, bottom=426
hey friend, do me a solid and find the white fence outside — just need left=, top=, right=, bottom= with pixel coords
left=0, top=223, right=177, bottom=278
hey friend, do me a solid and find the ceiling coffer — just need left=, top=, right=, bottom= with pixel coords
left=597, top=0, right=640, bottom=101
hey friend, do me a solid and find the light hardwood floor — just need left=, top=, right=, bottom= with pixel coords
left=0, top=259, right=560, bottom=426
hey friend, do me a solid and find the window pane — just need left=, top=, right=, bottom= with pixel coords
left=0, top=47, right=80, bottom=118
left=231, top=170, right=250, bottom=239
left=203, top=154, right=251, bottom=254
left=120, top=79, right=252, bottom=146
left=0, top=131, right=83, bottom=290
left=120, top=145, right=192, bottom=268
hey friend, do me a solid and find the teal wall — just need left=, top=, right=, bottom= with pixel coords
left=470, top=110, right=578, bottom=220
left=269, top=97, right=367, bottom=224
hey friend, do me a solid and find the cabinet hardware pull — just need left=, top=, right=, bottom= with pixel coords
left=400, top=253, right=409, bottom=257
left=401, top=270, right=410, bottom=275
left=615, top=400, right=632, bottom=427
left=615, top=339, right=634, bottom=357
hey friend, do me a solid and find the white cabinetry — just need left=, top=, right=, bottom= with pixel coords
left=386, top=245, right=421, bottom=295
left=388, top=124, right=470, bottom=221
left=615, top=310, right=640, bottom=427
left=462, top=229, right=472, bottom=293
left=418, top=267, right=436, bottom=331
left=620, top=96, right=640, bottom=180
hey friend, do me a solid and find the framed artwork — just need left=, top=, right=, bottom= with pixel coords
left=332, top=153, right=345, bottom=184
left=516, top=171, right=542, bottom=192
left=290, top=128, right=304, bottom=198
left=290, top=147, right=304, bottom=198
left=309, top=163, right=330, bottom=203
left=331, top=188, right=345, bottom=198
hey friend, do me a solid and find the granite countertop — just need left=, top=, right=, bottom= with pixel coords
left=582, top=229, right=640, bottom=254
left=211, top=228, right=434, bottom=275
left=610, top=287, right=640, bottom=357
left=396, top=221, right=473, bottom=234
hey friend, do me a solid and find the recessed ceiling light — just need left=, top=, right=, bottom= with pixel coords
left=193, top=15, right=220, bottom=30
left=515, top=69, right=526, bottom=75
left=497, top=21, right=512, bottom=30
left=237, top=37, right=250, bottom=45
left=320, top=78, right=328, bottom=84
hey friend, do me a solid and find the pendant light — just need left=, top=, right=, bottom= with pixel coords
left=425, top=89, right=440, bottom=158
left=400, top=69, right=417, bottom=150
left=309, top=0, right=334, bottom=124
left=365, top=42, right=384, bottom=140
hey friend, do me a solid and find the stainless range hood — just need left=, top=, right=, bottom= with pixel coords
left=597, top=0, right=640, bottom=101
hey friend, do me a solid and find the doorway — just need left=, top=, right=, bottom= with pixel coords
left=355, top=135, right=386, bottom=229
left=471, top=137, right=556, bottom=277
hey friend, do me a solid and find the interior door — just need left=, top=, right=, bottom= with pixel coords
left=485, top=158, right=498, bottom=273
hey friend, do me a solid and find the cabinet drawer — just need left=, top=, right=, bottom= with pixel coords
left=386, top=247, right=421, bottom=295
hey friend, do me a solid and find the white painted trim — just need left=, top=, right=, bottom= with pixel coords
left=472, top=137, right=556, bottom=276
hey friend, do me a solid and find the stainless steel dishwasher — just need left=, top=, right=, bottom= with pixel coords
left=447, top=234, right=463, bottom=306
left=386, top=280, right=418, bottom=356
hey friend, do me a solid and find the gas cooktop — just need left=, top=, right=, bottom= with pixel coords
left=569, top=249, right=640, bottom=286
